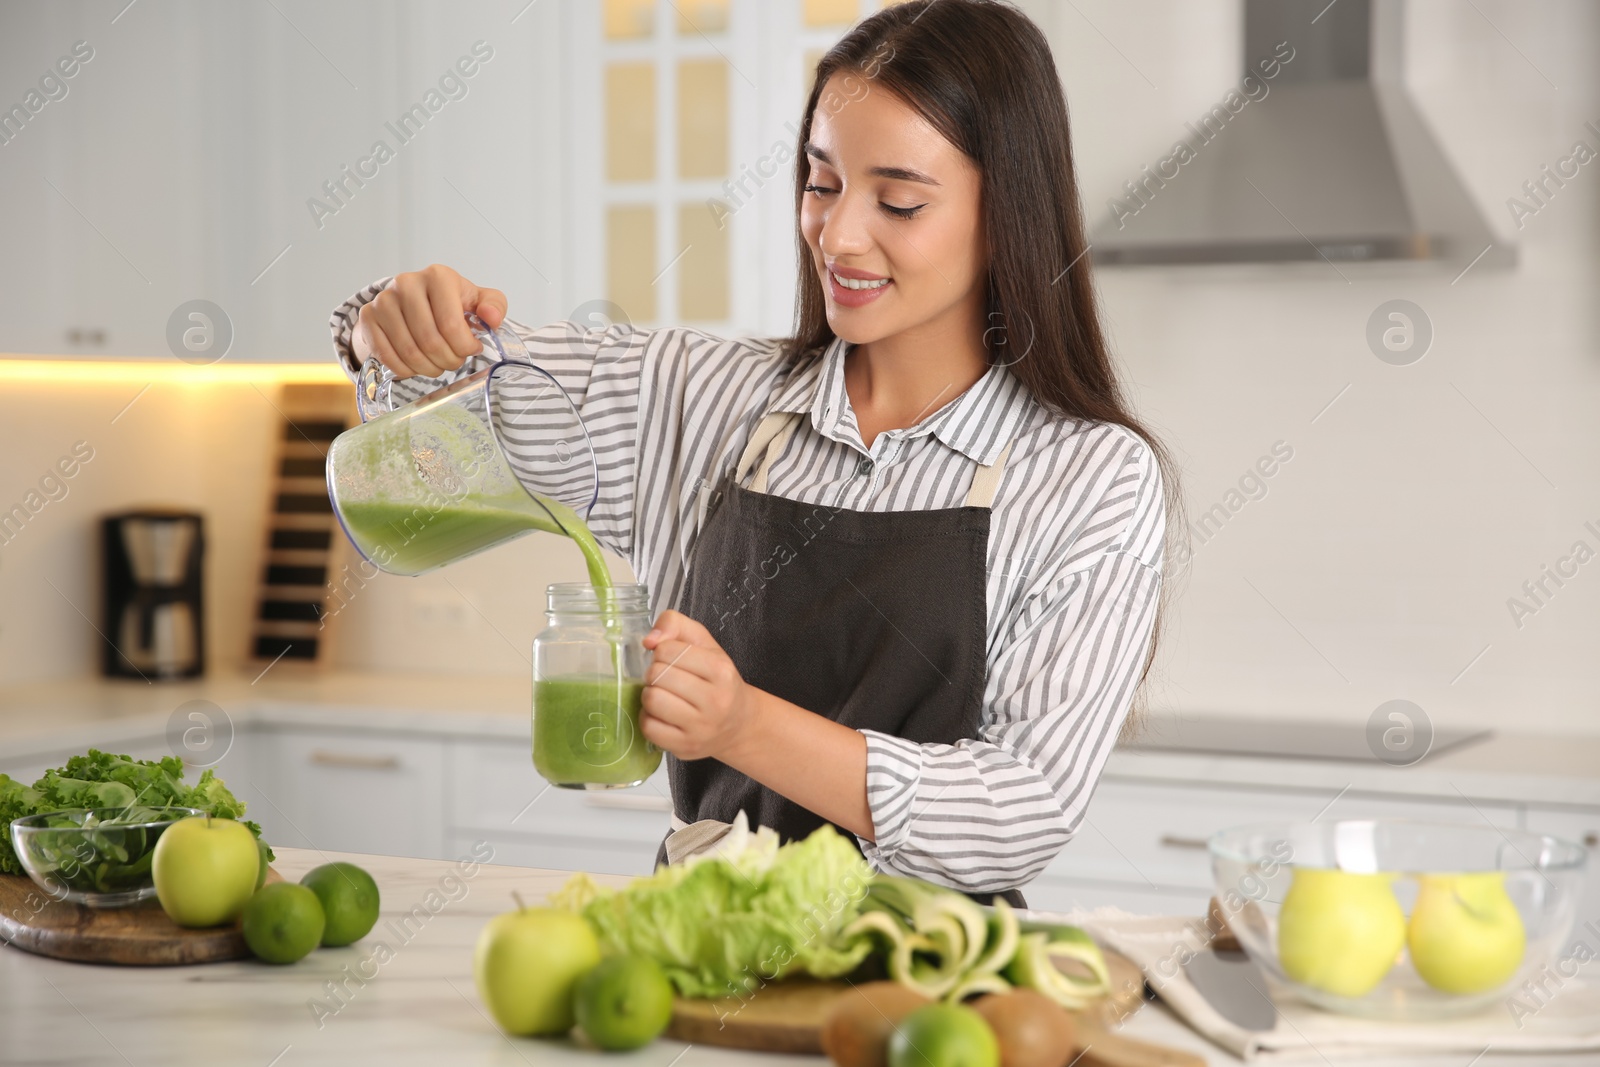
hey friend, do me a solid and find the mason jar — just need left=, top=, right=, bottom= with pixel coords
left=531, top=583, right=659, bottom=789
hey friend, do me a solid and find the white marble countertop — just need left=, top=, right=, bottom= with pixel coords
left=0, top=846, right=1212, bottom=1066
left=8, top=846, right=1598, bottom=1067
left=4, top=671, right=1599, bottom=810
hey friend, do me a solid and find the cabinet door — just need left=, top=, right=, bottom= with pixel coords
left=1052, top=779, right=1522, bottom=893
left=446, top=739, right=671, bottom=877
left=0, top=1, right=570, bottom=361
left=446, top=830, right=663, bottom=880
left=1521, top=807, right=1600, bottom=957
left=246, top=729, right=444, bottom=860
left=1023, top=876, right=1211, bottom=920
left=1051, top=780, right=1327, bottom=890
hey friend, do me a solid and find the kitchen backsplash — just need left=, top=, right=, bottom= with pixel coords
left=0, top=370, right=623, bottom=686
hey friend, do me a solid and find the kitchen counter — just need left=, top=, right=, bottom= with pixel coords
left=0, top=671, right=534, bottom=753
left=4, top=671, right=1600, bottom=810
left=0, top=846, right=1192, bottom=1066
left=6, top=846, right=1596, bottom=1067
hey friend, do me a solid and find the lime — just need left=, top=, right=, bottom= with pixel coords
left=242, top=883, right=326, bottom=964
left=888, top=1003, right=999, bottom=1067
left=300, top=862, right=380, bottom=947
left=573, top=955, right=675, bottom=1051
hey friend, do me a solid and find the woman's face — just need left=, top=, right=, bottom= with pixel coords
left=800, top=73, right=987, bottom=347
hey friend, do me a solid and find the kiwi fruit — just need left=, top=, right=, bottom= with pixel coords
left=822, top=981, right=932, bottom=1067
left=971, top=990, right=1077, bottom=1067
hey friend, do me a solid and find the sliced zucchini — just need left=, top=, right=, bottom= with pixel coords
left=945, top=971, right=1012, bottom=1003
left=969, top=898, right=1021, bottom=977
left=1004, top=930, right=1110, bottom=1009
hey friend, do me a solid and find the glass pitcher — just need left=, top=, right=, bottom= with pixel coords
left=326, top=315, right=599, bottom=576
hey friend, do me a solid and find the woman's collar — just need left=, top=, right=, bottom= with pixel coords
left=765, top=335, right=1033, bottom=464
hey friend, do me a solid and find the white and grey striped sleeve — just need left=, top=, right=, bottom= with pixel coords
left=328, top=276, right=394, bottom=377
left=857, top=433, right=1165, bottom=895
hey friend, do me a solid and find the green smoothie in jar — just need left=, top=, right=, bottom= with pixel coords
left=532, top=676, right=657, bottom=787
left=532, top=583, right=657, bottom=789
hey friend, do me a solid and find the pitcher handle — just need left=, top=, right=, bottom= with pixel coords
left=354, top=357, right=391, bottom=423
left=354, top=313, right=523, bottom=423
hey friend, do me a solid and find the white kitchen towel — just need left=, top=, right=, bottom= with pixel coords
left=662, top=809, right=782, bottom=866
left=662, top=816, right=737, bottom=865
left=1036, top=907, right=1600, bottom=1063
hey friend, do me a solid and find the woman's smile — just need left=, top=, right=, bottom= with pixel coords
left=827, top=264, right=893, bottom=307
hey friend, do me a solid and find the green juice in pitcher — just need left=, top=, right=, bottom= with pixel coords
left=338, top=495, right=613, bottom=589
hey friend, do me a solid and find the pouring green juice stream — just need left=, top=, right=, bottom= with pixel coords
left=339, top=497, right=652, bottom=786
left=333, top=390, right=654, bottom=788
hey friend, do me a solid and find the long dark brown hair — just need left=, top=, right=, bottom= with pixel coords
left=787, top=0, right=1185, bottom=731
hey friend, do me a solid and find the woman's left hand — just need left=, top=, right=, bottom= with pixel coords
left=640, top=610, right=759, bottom=761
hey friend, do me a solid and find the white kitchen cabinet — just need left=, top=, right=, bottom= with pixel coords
left=1032, top=778, right=1522, bottom=917
left=5, top=707, right=1581, bottom=932
left=1048, top=780, right=1326, bottom=890
left=1322, top=791, right=1520, bottom=828
left=445, top=738, right=671, bottom=877
left=0, top=1, right=568, bottom=362
left=446, top=831, right=663, bottom=880
left=244, top=727, right=445, bottom=860
left=443, top=737, right=554, bottom=831
left=1023, top=875, right=1211, bottom=918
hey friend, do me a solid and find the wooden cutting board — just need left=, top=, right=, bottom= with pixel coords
left=0, top=868, right=282, bottom=966
left=666, top=946, right=1202, bottom=1067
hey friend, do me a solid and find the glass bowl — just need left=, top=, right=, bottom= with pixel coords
left=1209, top=820, right=1587, bottom=1020
left=10, top=806, right=204, bottom=907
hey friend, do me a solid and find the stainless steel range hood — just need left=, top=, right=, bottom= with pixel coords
left=1090, top=0, right=1512, bottom=269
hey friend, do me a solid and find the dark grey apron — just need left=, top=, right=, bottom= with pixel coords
left=659, top=410, right=1024, bottom=908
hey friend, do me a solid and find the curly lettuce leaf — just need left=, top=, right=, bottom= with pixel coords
left=559, top=823, right=875, bottom=998
left=0, top=748, right=266, bottom=876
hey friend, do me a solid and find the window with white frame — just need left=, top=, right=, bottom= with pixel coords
left=563, top=0, right=909, bottom=337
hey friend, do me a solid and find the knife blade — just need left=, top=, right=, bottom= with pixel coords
left=1180, top=946, right=1278, bottom=1032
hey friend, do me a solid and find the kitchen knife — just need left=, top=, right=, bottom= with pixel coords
left=1181, top=946, right=1278, bottom=1032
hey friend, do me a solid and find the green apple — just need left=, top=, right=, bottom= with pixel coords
left=152, top=815, right=260, bottom=928
left=1407, top=871, right=1526, bottom=995
left=473, top=903, right=601, bottom=1036
left=1277, top=867, right=1405, bottom=998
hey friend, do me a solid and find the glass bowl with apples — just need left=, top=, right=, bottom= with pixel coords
left=1209, top=819, right=1587, bottom=1020
left=10, top=805, right=204, bottom=907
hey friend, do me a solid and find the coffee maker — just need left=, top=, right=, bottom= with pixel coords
left=101, top=510, right=205, bottom=679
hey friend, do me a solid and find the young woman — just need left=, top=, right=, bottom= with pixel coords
left=330, top=0, right=1176, bottom=905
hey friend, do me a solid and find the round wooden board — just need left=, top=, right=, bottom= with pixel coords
left=0, top=868, right=282, bottom=966
left=666, top=947, right=1145, bottom=1054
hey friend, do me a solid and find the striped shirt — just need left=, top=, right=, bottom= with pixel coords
left=330, top=279, right=1165, bottom=894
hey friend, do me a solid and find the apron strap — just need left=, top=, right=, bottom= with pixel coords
left=737, top=411, right=804, bottom=493
left=735, top=409, right=1015, bottom=506
left=962, top=438, right=1015, bottom=509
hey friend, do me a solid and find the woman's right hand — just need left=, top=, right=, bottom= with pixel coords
left=355, top=264, right=508, bottom=378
